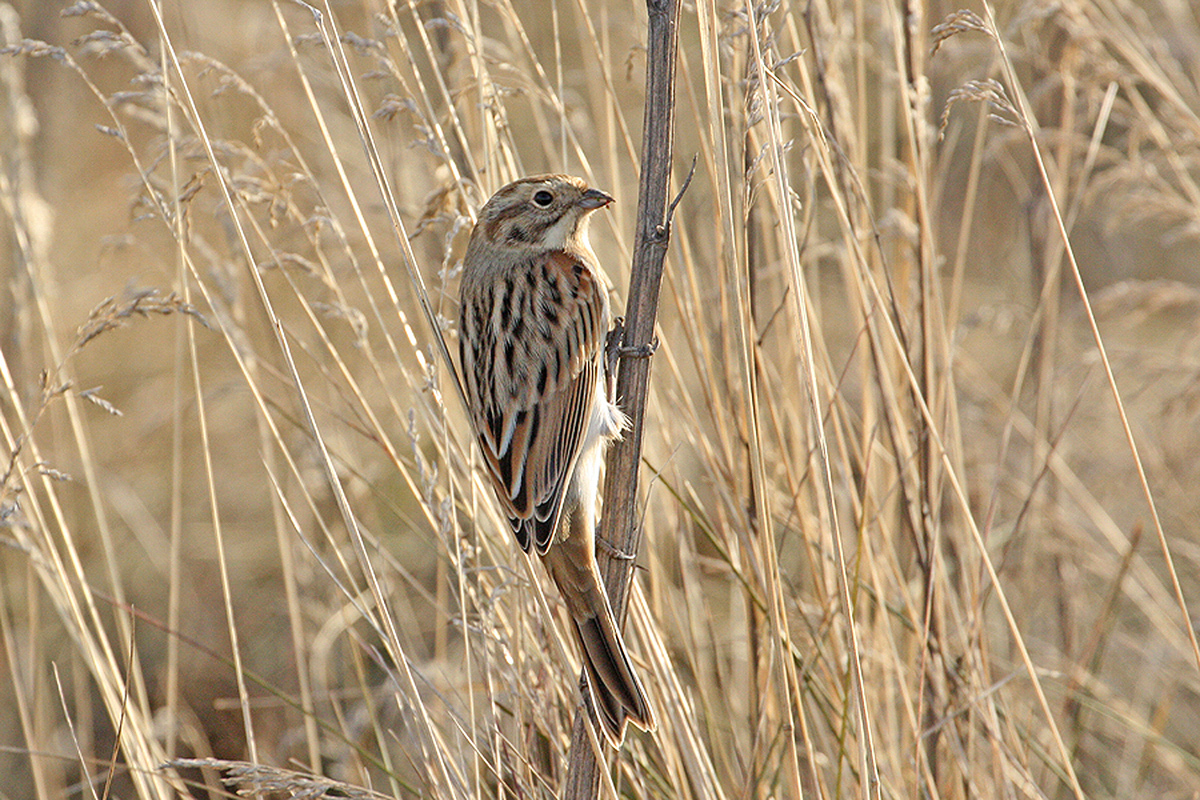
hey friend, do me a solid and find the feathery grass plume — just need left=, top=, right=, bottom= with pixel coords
left=0, top=1, right=1198, bottom=798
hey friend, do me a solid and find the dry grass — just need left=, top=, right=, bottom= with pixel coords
left=1, top=0, right=1199, bottom=797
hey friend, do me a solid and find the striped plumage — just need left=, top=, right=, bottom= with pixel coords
left=459, top=174, right=655, bottom=745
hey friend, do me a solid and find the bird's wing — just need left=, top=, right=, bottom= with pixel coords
left=461, top=249, right=607, bottom=554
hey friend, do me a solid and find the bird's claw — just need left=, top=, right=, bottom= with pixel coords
left=617, top=337, right=659, bottom=359
left=595, top=534, right=636, bottom=561
left=604, top=317, right=658, bottom=393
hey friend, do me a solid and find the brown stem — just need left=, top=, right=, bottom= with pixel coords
left=561, top=0, right=683, bottom=795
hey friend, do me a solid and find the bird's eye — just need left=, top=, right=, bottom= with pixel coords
left=532, top=190, right=554, bottom=207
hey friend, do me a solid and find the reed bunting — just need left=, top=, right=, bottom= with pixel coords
left=458, top=174, right=654, bottom=745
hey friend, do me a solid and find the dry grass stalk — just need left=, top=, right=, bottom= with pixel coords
left=0, top=1, right=1198, bottom=798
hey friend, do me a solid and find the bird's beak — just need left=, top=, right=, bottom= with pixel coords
left=578, top=188, right=614, bottom=209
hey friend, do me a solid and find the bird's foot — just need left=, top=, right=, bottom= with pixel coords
left=595, top=535, right=637, bottom=561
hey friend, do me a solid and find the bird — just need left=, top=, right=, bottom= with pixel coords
left=458, top=174, right=655, bottom=745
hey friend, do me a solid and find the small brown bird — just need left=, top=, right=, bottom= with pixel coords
left=458, top=174, right=655, bottom=745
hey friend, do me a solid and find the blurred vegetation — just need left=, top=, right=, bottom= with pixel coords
left=2, top=0, right=1200, bottom=798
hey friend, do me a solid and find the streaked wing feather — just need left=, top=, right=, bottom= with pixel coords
left=523, top=359, right=597, bottom=553
left=462, top=249, right=606, bottom=554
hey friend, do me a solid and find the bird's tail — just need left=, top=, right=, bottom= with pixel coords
left=572, top=593, right=655, bottom=745
left=542, top=525, right=655, bottom=746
